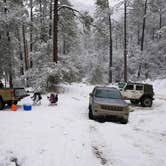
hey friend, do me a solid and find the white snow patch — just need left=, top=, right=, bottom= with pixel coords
left=0, top=81, right=166, bottom=166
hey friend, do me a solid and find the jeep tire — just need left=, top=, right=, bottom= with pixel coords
left=141, top=97, right=152, bottom=107
left=130, top=99, right=140, bottom=105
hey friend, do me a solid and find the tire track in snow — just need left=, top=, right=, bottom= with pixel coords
left=0, top=151, right=22, bottom=166
left=92, top=145, right=107, bottom=165
left=10, top=157, right=20, bottom=166
left=89, top=123, right=113, bottom=166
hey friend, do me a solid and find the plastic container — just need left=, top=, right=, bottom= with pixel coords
left=23, top=104, right=32, bottom=111
left=11, top=104, right=17, bottom=112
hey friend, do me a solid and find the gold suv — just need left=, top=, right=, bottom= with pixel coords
left=89, top=86, right=129, bottom=124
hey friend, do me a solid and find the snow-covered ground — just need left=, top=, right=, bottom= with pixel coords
left=0, top=80, right=166, bottom=166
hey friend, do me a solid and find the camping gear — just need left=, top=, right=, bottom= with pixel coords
left=23, top=104, right=32, bottom=111
left=11, top=104, right=17, bottom=111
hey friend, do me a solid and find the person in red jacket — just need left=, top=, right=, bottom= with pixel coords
left=48, top=93, right=58, bottom=105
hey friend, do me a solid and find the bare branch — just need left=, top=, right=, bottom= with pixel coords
left=58, top=5, right=80, bottom=14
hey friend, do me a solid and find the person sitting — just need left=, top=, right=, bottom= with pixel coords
left=48, top=93, right=58, bottom=105
left=31, top=92, right=42, bottom=105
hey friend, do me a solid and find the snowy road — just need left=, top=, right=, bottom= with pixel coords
left=0, top=83, right=166, bottom=166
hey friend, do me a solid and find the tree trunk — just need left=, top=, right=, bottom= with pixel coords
left=53, top=0, right=58, bottom=63
left=159, top=8, right=162, bottom=29
left=137, top=24, right=140, bottom=45
left=9, top=74, right=13, bottom=88
left=124, top=0, right=128, bottom=82
left=4, top=0, right=13, bottom=88
left=49, top=0, right=53, bottom=38
left=22, top=24, right=29, bottom=71
left=63, top=39, right=66, bottom=55
left=16, top=27, right=24, bottom=75
left=106, top=0, right=113, bottom=83
left=115, top=34, right=118, bottom=50
left=137, top=0, right=148, bottom=78
left=109, top=15, right=113, bottom=83
left=5, top=73, right=7, bottom=88
left=141, top=0, right=148, bottom=52
left=152, top=27, right=155, bottom=41
left=39, top=0, right=43, bottom=42
left=157, top=8, right=162, bottom=40
left=30, top=0, right=33, bottom=68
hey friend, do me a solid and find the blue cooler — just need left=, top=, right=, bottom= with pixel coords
left=23, top=104, right=32, bottom=111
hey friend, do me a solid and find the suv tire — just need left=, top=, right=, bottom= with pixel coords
left=141, top=97, right=152, bottom=107
left=0, top=98, right=5, bottom=110
left=89, top=106, right=94, bottom=119
left=130, top=99, right=139, bottom=105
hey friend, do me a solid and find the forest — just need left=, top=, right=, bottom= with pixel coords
left=0, top=0, right=166, bottom=91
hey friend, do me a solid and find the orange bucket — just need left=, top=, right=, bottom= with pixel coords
left=11, top=104, right=17, bottom=112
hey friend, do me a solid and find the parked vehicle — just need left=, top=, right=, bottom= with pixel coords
left=118, top=82, right=154, bottom=107
left=0, top=88, right=29, bottom=110
left=89, top=86, right=129, bottom=124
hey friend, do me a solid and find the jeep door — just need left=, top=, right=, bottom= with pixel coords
left=121, top=84, right=135, bottom=99
left=134, top=85, right=144, bottom=99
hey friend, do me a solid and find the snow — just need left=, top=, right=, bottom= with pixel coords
left=0, top=80, right=166, bottom=166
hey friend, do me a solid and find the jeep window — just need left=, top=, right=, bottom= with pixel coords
left=136, top=85, right=143, bottom=90
left=95, top=89, right=122, bottom=99
left=118, top=82, right=126, bottom=89
left=125, top=85, right=134, bottom=90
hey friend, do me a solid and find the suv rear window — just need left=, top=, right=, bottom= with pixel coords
left=118, top=82, right=126, bottom=89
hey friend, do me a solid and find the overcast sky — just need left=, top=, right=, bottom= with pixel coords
left=71, top=0, right=95, bottom=6
left=70, top=0, right=123, bottom=20
left=70, top=0, right=95, bottom=13
left=70, top=0, right=123, bottom=9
